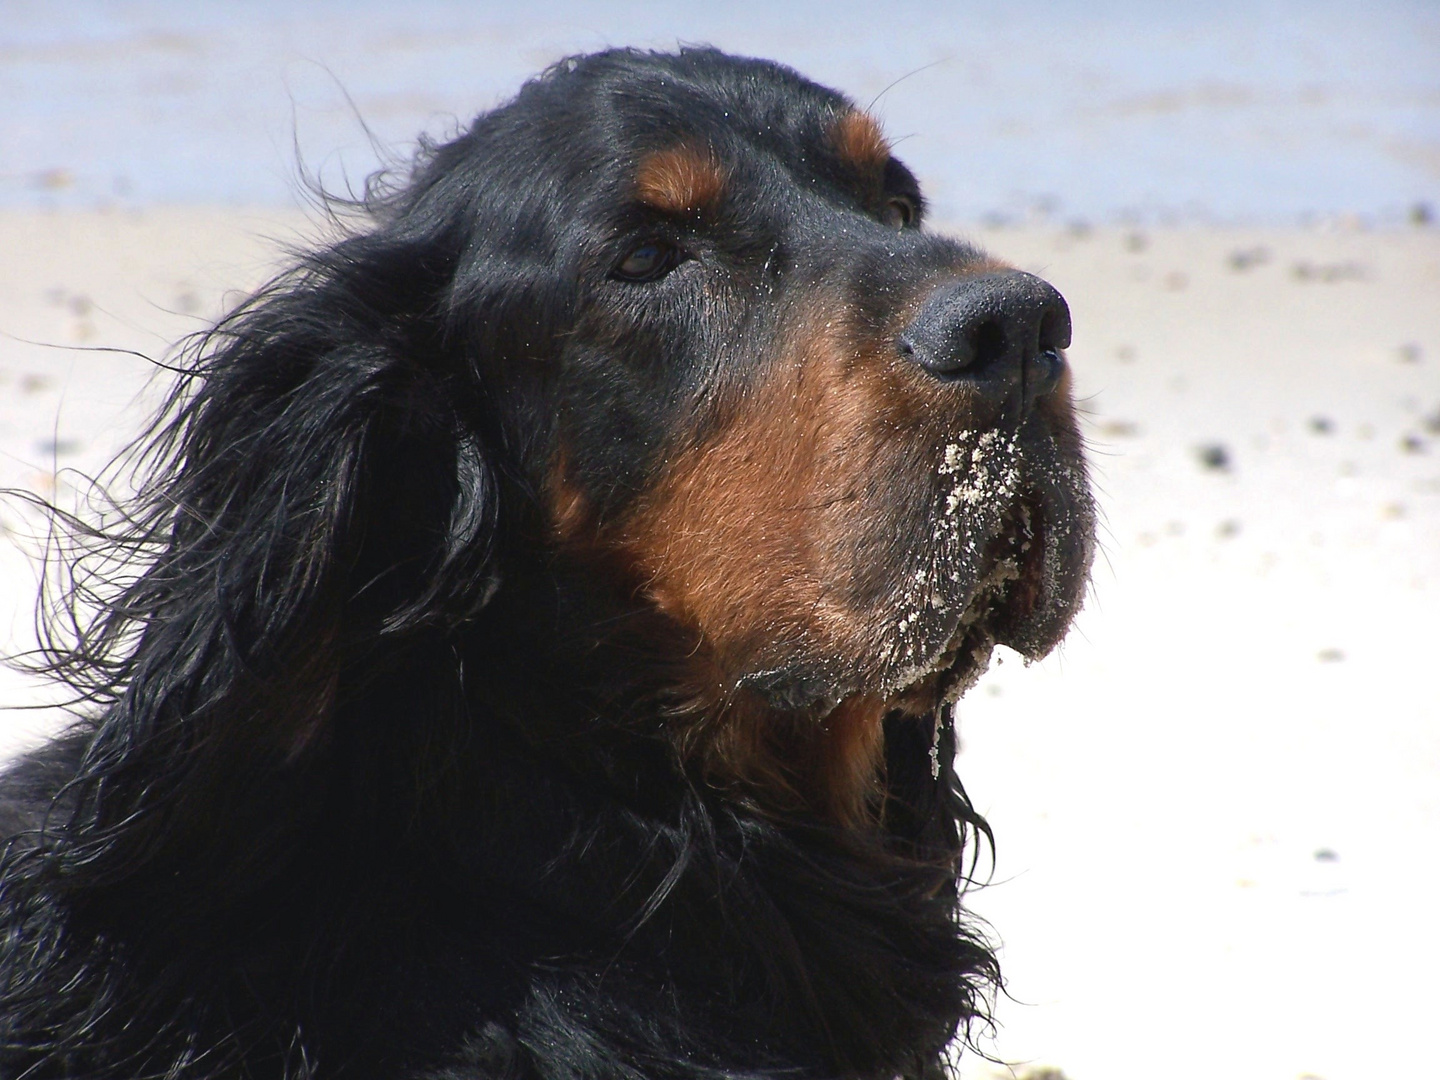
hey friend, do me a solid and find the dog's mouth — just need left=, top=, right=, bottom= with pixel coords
left=874, top=428, right=1094, bottom=718
left=877, top=496, right=1043, bottom=716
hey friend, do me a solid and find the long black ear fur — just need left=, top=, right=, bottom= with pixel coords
left=0, top=204, right=503, bottom=1069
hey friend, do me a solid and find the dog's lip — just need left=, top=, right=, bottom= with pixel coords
left=880, top=622, right=997, bottom=717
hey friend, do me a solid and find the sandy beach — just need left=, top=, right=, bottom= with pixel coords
left=1, top=206, right=1436, bottom=1078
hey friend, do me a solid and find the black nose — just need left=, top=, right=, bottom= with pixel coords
left=897, top=271, right=1072, bottom=410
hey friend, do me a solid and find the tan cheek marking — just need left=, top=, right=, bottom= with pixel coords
left=831, top=110, right=891, bottom=174
left=635, top=144, right=727, bottom=215
left=611, top=306, right=929, bottom=825
left=617, top=312, right=912, bottom=669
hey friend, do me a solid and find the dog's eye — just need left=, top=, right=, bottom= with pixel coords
left=880, top=197, right=917, bottom=229
left=613, top=241, right=682, bottom=282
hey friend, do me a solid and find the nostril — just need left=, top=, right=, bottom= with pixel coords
left=970, top=318, right=1006, bottom=368
left=896, top=334, right=916, bottom=358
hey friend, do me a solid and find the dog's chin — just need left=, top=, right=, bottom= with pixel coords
left=874, top=527, right=1028, bottom=719
left=878, top=484, right=1094, bottom=721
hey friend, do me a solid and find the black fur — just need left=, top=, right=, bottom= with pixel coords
left=0, top=48, right=1080, bottom=1079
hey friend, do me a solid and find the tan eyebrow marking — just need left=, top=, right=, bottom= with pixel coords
left=830, top=110, right=891, bottom=173
left=634, top=144, right=727, bottom=215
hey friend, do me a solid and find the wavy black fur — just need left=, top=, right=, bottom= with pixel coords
left=0, top=49, right=1005, bottom=1079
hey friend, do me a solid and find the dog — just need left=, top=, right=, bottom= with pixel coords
left=0, top=47, right=1093, bottom=1079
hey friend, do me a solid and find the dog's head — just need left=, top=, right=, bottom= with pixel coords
left=424, top=49, right=1095, bottom=821
left=67, top=48, right=1092, bottom=837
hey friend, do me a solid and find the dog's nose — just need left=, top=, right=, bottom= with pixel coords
left=897, top=272, right=1071, bottom=410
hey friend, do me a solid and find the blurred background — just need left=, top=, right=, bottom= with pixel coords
left=2, top=4, right=1438, bottom=1080
left=3, top=0, right=1437, bottom=224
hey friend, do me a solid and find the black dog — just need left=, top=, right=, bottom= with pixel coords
left=0, top=48, right=1093, bottom=1079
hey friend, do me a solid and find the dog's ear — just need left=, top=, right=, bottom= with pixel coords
left=47, top=222, right=502, bottom=884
